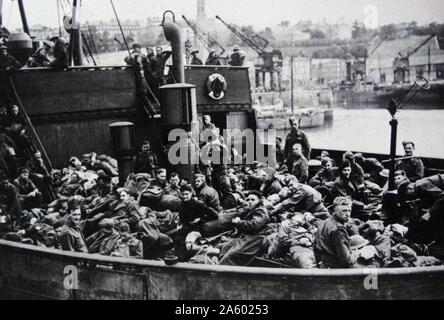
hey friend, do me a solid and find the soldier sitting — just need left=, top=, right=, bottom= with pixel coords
left=218, top=191, right=269, bottom=266
left=314, top=196, right=357, bottom=268
left=13, top=167, right=42, bottom=210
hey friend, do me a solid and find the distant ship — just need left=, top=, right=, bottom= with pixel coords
left=252, top=88, right=334, bottom=130
left=334, top=81, right=444, bottom=109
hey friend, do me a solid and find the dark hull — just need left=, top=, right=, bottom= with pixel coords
left=1, top=240, right=444, bottom=300
left=4, top=65, right=253, bottom=168
left=334, top=82, right=444, bottom=109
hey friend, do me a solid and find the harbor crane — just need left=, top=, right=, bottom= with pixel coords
left=215, top=15, right=283, bottom=90
left=182, top=15, right=226, bottom=60
left=394, top=34, right=435, bottom=83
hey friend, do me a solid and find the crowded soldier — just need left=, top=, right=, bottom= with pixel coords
left=309, top=158, right=336, bottom=204
left=205, top=49, right=221, bottom=66
left=284, top=143, right=309, bottom=184
left=395, top=141, right=424, bottom=183
left=229, top=45, right=246, bottom=67
left=28, top=47, right=51, bottom=68
left=48, top=36, right=68, bottom=69
left=13, top=167, right=42, bottom=210
left=314, top=196, right=356, bottom=268
left=190, top=49, right=203, bottom=65
left=133, top=140, right=158, bottom=177
left=149, top=46, right=172, bottom=86
left=218, top=191, right=269, bottom=266
left=284, top=116, right=311, bottom=160
left=0, top=132, right=442, bottom=269
left=0, top=45, right=20, bottom=71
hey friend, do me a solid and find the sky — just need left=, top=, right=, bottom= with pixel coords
left=3, top=0, right=444, bottom=30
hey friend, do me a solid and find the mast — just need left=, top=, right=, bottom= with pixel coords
left=428, top=46, right=431, bottom=79
left=69, top=0, right=83, bottom=66
left=291, top=56, right=294, bottom=113
left=0, top=0, right=3, bottom=27
left=17, top=0, right=30, bottom=35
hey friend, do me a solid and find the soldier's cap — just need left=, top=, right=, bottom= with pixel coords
left=343, top=151, right=354, bottom=160
left=379, top=169, right=390, bottom=178
left=117, top=187, right=130, bottom=195
left=194, top=173, right=205, bottom=180
left=18, top=167, right=30, bottom=175
left=233, top=44, right=240, bottom=51
left=132, top=43, right=142, bottom=49
left=99, top=218, right=115, bottom=229
left=209, top=48, right=216, bottom=54
left=49, top=35, right=60, bottom=42
left=402, top=141, right=415, bottom=148
left=190, top=48, right=199, bottom=54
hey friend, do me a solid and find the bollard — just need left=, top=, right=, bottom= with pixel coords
left=109, top=122, right=135, bottom=186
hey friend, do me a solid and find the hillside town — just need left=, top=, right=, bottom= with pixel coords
left=10, top=0, right=444, bottom=90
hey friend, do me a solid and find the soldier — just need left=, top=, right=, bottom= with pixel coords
left=395, top=141, right=424, bottom=183
left=205, top=49, right=221, bottom=66
left=284, top=143, right=309, bottom=184
left=48, top=36, right=68, bottom=70
left=284, top=116, right=311, bottom=160
left=190, top=49, right=203, bottom=65
left=149, top=46, right=172, bottom=86
left=218, top=191, right=269, bottom=266
left=28, top=47, right=51, bottom=68
left=0, top=45, right=20, bottom=71
left=194, top=174, right=222, bottom=212
left=13, top=167, right=42, bottom=210
left=60, top=199, right=88, bottom=253
left=314, top=196, right=357, bottom=268
left=229, top=45, right=245, bottom=67
left=133, top=140, right=158, bottom=177
left=0, top=169, right=21, bottom=228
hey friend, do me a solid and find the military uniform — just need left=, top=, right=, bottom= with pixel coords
left=229, top=51, right=245, bottom=66
left=219, top=205, right=269, bottom=266
left=314, top=216, right=356, bottom=268
left=205, top=55, right=221, bottom=66
left=284, top=130, right=311, bottom=160
left=285, top=155, right=309, bottom=184
left=60, top=218, right=88, bottom=253
left=396, top=157, right=424, bottom=182
left=196, top=183, right=222, bottom=212
left=111, top=236, right=143, bottom=259
left=272, top=184, right=328, bottom=217
left=0, top=53, right=20, bottom=71
left=191, top=56, right=203, bottom=65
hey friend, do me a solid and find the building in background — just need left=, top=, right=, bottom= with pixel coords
left=367, top=35, right=444, bottom=84
left=311, top=58, right=347, bottom=84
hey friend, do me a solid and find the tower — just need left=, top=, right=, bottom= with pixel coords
left=197, top=0, right=207, bottom=23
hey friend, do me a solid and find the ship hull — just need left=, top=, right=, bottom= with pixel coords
left=1, top=239, right=444, bottom=300
left=334, top=82, right=444, bottom=109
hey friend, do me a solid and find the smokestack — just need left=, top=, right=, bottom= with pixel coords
left=161, top=11, right=185, bottom=83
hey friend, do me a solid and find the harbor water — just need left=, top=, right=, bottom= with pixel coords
left=277, top=108, right=444, bottom=159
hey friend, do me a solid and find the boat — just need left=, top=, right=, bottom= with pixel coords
left=251, top=87, right=334, bottom=130
left=253, top=99, right=326, bottom=130
left=1, top=238, right=444, bottom=300
left=334, top=81, right=444, bottom=109
left=0, top=3, right=443, bottom=300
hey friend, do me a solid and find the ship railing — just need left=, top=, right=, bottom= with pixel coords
left=2, top=239, right=444, bottom=278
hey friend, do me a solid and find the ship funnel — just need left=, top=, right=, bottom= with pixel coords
left=161, top=10, right=185, bottom=83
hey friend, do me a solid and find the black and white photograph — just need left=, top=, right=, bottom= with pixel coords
left=0, top=0, right=444, bottom=303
